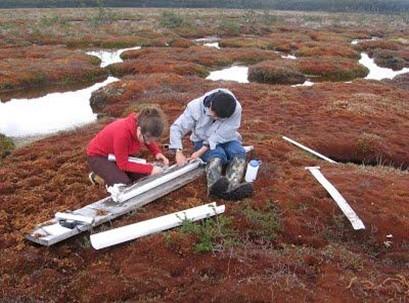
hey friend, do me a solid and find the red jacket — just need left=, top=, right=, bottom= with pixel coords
left=87, top=113, right=161, bottom=175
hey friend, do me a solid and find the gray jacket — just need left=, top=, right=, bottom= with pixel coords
left=169, top=88, right=242, bottom=150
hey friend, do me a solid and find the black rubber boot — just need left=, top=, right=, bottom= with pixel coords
left=206, top=158, right=229, bottom=197
left=220, top=157, right=253, bottom=201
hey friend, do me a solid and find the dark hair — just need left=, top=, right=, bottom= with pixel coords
left=138, top=106, right=167, bottom=138
left=207, top=91, right=236, bottom=118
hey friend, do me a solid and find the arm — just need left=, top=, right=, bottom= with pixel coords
left=190, top=145, right=208, bottom=160
left=169, top=104, right=196, bottom=150
left=145, top=141, right=161, bottom=157
left=113, top=134, right=153, bottom=175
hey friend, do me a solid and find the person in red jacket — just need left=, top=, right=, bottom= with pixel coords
left=86, top=106, right=169, bottom=187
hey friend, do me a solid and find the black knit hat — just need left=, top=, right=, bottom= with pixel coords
left=205, top=91, right=236, bottom=118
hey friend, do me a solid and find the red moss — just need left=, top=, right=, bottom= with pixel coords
left=383, top=72, right=409, bottom=90
left=296, top=56, right=369, bottom=81
left=354, top=39, right=403, bottom=52
left=108, top=59, right=209, bottom=78
left=168, top=37, right=194, bottom=48
left=1, top=14, right=409, bottom=302
left=0, top=45, right=107, bottom=92
left=121, top=46, right=280, bottom=67
left=295, top=42, right=359, bottom=59
left=248, top=60, right=306, bottom=85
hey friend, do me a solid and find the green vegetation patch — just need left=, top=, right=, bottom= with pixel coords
left=160, top=11, right=186, bottom=29
left=0, top=133, right=15, bottom=158
left=180, top=214, right=237, bottom=253
left=242, top=200, right=282, bottom=242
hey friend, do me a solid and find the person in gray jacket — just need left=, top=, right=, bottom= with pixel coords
left=169, top=88, right=253, bottom=200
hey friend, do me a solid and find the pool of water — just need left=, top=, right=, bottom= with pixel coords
left=0, top=77, right=118, bottom=137
left=0, top=46, right=140, bottom=138
left=86, top=46, right=141, bottom=68
left=359, top=53, right=409, bottom=80
left=206, top=66, right=249, bottom=83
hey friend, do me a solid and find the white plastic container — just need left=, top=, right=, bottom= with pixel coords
left=245, top=159, right=261, bottom=183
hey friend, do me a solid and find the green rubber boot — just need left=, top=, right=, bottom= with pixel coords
left=206, top=157, right=229, bottom=197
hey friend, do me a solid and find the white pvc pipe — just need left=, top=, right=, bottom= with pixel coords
left=282, top=136, right=337, bottom=164
left=90, top=202, right=225, bottom=250
left=305, top=166, right=365, bottom=230
left=108, top=154, right=146, bottom=164
left=117, top=160, right=203, bottom=202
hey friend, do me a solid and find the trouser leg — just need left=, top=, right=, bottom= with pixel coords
left=87, top=156, right=131, bottom=187
left=193, top=141, right=229, bottom=196
left=219, top=141, right=253, bottom=201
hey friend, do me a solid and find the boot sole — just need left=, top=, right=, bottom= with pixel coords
left=209, top=177, right=229, bottom=196
left=220, top=183, right=254, bottom=201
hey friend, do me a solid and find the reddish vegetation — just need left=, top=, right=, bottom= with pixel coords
left=248, top=60, right=306, bottom=84
left=296, top=56, right=369, bottom=81
left=383, top=72, right=409, bottom=90
left=108, top=59, right=209, bottom=78
left=1, top=10, right=408, bottom=302
left=295, top=42, right=359, bottom=59
left=121, top=46, right=280, bottom=67
left=1, top=73, right=409, bottom=301
left=354, top=39, right=409, bottom=70
left=0, top=45, right=107, bottom=93
left=248, top=56, right=368, bottom=84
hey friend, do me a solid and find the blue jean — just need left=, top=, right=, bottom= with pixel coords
left=193, top=140, right=245, bottom=165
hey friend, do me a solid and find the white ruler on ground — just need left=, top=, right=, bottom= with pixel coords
left=305, top=166, right=365, bottom=230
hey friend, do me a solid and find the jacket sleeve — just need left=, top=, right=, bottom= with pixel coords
left=145, top=142, right=161, bottom=157
left=169, top=103, right=196, bottom=150
left=113, top=133, right=153, bottom=175
left=207, top=106, right=241, bottom=150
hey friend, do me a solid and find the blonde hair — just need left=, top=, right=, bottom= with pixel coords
left=138, top=106, right=167, bottom=138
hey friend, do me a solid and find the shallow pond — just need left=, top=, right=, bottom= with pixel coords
left=206, top=66, right=249, bottom=83
left=0, top=77, right=118, bottom=137
left=359, top=53, right=409, bottom=80
left=0, top=46, right=140, bottom=138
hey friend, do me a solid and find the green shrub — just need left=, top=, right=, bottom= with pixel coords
left=160, top=11, right=185, bottom=29
left=242, top=200, right=281, bottom=241
left=0, top=133, right=15, bottom=158
left=218, top=19, right=241, bottom=36
left=180, top=213, right=237, bottom=253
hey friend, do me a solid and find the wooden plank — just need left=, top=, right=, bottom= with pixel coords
left=305, top=166, right=365, bottom=230
left=26, top=167, right=204, bottom=246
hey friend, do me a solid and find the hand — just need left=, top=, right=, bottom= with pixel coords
left=189, top=151, right=201, bottom=161
left=175, top=151, right=187, bottom=166
left=188, top=146, right=207, bottom=162
left=155, top=153, right=169, bottom=166
left=150, top=166, right=163, bottom=175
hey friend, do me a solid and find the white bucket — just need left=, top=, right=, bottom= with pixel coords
left=245, top=159, right=261, bottom=183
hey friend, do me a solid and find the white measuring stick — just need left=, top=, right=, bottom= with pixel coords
left=90, top=202, right=225, bottom=250
left=282, top=136, right=337, bottom=164
left=116, top=145, right=253, bottom=203
left=305, top=166, right=365, bottom=230
left=117, top=159, right=203, bottom=202
left=108, top=154, right=146, bottom=164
